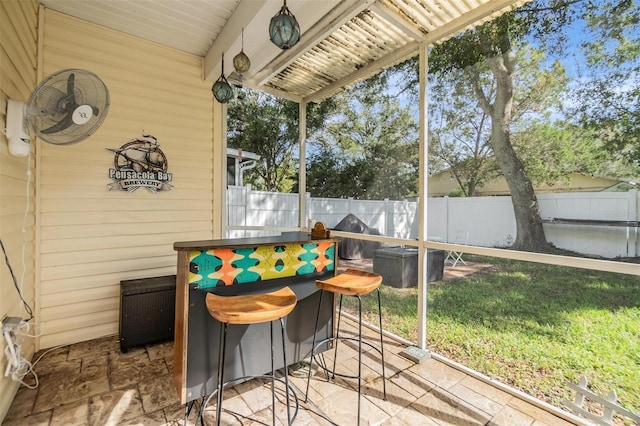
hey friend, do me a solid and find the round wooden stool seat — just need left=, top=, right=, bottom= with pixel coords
left=315, top=268, right=382, bottom=296
left=205, top=286, right=297, bottom=325
left=202, top=286, right=298, bottom=425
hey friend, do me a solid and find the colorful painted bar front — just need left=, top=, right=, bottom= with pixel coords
left=189, top=242, right=336, bottom=288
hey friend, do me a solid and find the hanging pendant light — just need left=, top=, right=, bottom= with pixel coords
left=269, top=0, right=300, bottom=50
left=233, top=28, right=251, bottom=74
left=212, top=53, right=233, bottom=103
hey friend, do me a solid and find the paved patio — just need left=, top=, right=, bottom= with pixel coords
left=3, top=314, right=581, bottom=426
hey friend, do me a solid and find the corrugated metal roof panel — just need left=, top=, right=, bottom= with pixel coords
left=263, top=0, right=529, bottom=100
left=267, top=8, right=414, bottom=98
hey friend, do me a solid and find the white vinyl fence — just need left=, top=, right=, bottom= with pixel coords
left=227, top=185, right=639, bottom=259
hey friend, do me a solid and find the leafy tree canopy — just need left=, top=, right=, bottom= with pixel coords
left=228, top=88, right=336, bottom=191
left=306, top=70, right=419, bottom=199
left=570, top=0, right=640, bottom=171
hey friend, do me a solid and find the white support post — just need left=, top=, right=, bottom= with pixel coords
left=384, top=198, right=391, bottom=237
left=305, top=192, right=311, bottom=229
left=299, top=102, right=307, bottom=230
left=244, top=184, right=251, bottom=233
left=417, top=42, right=429, bottom=351
left=628, top=189, right=638, bottom=257
left=214, top=99, right=227, bottom=239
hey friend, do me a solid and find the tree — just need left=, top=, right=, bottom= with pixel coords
left=428, top=56, right=498, bottom=197
left=420, top=1, right=587, bottom=252
left=428, top=40, right=597, bottom=197
left=307, top=72, right=419, bottom=199
left=425, top=0, right=638, bottom=219
left=571, top=0, right=640, bottom=173
left=228, top=88, right=336, bottom=192
left=512, top=122, right=608, bottom=186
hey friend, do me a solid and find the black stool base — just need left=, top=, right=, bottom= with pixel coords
left=199, top=375, right=299, bottom=425
left=305, top=289, right=387, bottom=425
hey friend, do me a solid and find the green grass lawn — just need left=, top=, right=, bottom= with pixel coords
left=343, top=256, right=640, bottom=422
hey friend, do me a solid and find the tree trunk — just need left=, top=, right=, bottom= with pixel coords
left=478, top=49, right=550, bottom=252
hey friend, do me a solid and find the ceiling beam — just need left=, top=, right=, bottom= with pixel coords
left=228, top=72, right=304, bottom=102
left=203, top=0, right=278, bottom=82
left=369, top=2, right=424, bottom=41
left=207, top=0, right=526, bottom=103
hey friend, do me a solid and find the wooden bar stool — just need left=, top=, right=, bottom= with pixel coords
left=201, top=286, right=297, bottom=426
left=304, top=269, right=387, bottom=425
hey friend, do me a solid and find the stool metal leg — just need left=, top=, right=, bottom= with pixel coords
left=376, top=288, right=387, bottom=400
left=202, top=319, right=294, bottom=426
left=280, top=317, right=292, bottom=425
left=305, top=289, right=324, bottom=402
left=356, top=295, right=363, bottom=425
left=185, top=398, right=198, bottom=425
left=331, top=294, right=344, bottom=379
left=304, top=283, right=385, bottom=425
left=270, top=321, right=276, bottom=426
left=215, top=322, right=228, bottom=426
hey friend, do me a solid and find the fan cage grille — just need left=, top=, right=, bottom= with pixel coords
left=25, top=69, right=110, bottom=145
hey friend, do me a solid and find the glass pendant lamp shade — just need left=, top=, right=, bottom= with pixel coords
left=212, top=53, right=233, bottom=103
left=212, top=75, right=233, bottom=103
left=233, top=28, right=251, bottom=74
left=269, top=0, right=300, bottom=50
left=233, top=51, right=251, bottom=74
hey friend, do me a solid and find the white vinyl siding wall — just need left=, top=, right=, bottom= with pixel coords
left=37, top=9, right=215, bottom=349
left=0, top=0, right=38, bottom=421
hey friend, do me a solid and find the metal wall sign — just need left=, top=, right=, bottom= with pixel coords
left=107, top=134, right=173, bottom=192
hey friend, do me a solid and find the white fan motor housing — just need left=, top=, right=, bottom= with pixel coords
left=72, top=104, right=93, bottom=125
left=5, top=99, right=31, bottom=157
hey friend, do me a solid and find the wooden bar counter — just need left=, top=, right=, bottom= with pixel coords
left=173, top=232, right=338, bottom=404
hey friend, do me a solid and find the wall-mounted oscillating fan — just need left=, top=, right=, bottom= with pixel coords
left=5, top=69, right=110, bottom=156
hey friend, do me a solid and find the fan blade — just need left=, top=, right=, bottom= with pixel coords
left=63, top=73, right=78, bottom=110
left=92, top=106, right=99, bottom=116
left=41, top=113, right=74, bottom=134
left=67, top=73, right=75, bottom=96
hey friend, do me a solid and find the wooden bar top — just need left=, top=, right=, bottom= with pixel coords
left=173, top=232, right=338, bottom=251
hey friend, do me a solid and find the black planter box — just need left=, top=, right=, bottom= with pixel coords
left=373, top=248, right=444, bottom=287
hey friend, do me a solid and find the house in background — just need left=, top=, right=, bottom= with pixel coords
left=428, top=171, right=629, bottom=197
left=227, top=148, right=260, bottom=187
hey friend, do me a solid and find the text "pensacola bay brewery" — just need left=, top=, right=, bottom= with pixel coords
left=106, top=134, right=173, bottom=192
left=108, top=169, right=172, bottom=182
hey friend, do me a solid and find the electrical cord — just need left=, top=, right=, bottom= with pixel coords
left=3, top=321, right=39, bottom=389
left=2, top=319, right=69, bottom=389
left=19, top=152, right=33, bottom=320
left=0, top=238, right=33, bottom=321
left=1, top=149, right=34, bottom=320
left=2, top=150, right=39, bottom=387
left=3, top=329, right=19, bottom=376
